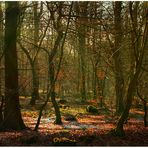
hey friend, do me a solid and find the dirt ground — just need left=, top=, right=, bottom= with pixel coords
left=0, top=113, right=148, bottom=146
left=0, top=98, right=147, bottom=146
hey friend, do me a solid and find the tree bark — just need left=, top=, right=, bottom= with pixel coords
left=113, top=2, right=124, bottom=115
left=49, top=62, right=62, bottom=124
left=93, top=64, right=97, bottom=100
left=0, top=4, right=3, bottom=123
left=30, top=2, right=41, bottom=105
left=114, top=71, right=140, bottom=136
left=2, top=2, right=26, bottom=130
left=0, top=96, right=4, bottom=123
left=143, top=101, right=148, bottom=127
left=76, top=2, right=88, bottom=101
left=0, top=3, right=3, bottom=97
left=110, top=3, right=148, bottom=136
left=137, top=87, right=148, bottom=127
left=30, top=63, right=39, bottom=105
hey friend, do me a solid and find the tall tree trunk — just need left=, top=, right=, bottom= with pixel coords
left=112, top=69, right=141, bottom=136
left=80, top=45, right=87, bottom=101
left=30, top=63, right=39, bottom=105
left=0, top=95, right=4, bottom=123
left=78, top=28, right=86, bottom=101
left=0, top=4, right=3, bottom=123
left=143, top=101, right=148, bottom=127
left=92, top=26, right=99, bottom=101
left=93, top=64, right=97, bottom=100
left=113, top=2, right=124, bottom=115
left=110, top=3, right=148, bottom=136
left=30, top=2, right=40, bottom=105
left=76, top=2, right=88, bottom=101
left=77, top=53, right=81, bottom=93
left=137, top=87, right=148, bottom=127
left=2, top=2, right=26, bottom=130
left=0, top=3, right=3, bottom=97
left=49, top=61, right=62, bottom=124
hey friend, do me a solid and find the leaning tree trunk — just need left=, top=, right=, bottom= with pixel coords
left=2, top=2, right=26, bottom=130
left=49, top=61, right=62, bottom=124
left=111, top=2, right=148, bottom=135
left=112, top=70, right=140, bottom=136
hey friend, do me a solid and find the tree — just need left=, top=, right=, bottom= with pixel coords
left=75, top=2, right=88, bottom=101
left=30, top=2, right=42, bottom=105
left=34, top=2, right=73, bottom=130
left=104, top=2, right=125, bottom=114
left=0, top=3, right=4, bottom=123
left=113, top=2, right=125, bottom=115
left=110, top=2, right=148, bottom=136
left=1, top=2, right=26, bottom=130
left=18, top=2, right=47, bottom=106
left=0, top=3, right=3, bottom=96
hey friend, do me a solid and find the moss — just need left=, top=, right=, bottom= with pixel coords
left=86, top=105, right=98, bottom=114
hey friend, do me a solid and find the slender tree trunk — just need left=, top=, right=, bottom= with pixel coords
left=77, top=53, right=81, bottom=93
left=78, top=29, right=86, bottom=101
left=49, top=62, right=62, bottom=124
left=0, top=3, right=3, bottom=97
left=92, top=27, right=99, bottom=101
left=0, top=4, right=3, bottom=123
left=137, top=88, right=148, bottom=127
left=99, top=78, right=106, bottom=108
left=93, top=65, right=97, bottom=100
left=113, top=2, right=124, bottom=115
left=143, top=101, right=148, bottom=127
left=30, top=2, right=40, bottom=105
left=30, top=63, right=39, bottom=105
left=76, top=2, right=88, bottom=101
left=111, top=3, right=148, bottom=135
left=114, top=70, right=140, bottom=136
left=0, top=96, right=4, bottom=123
left=18, top=42, right=40, bottom=106
left=114, top=55, right=125, bottom=114
left=97, top=79, right=104, bottom=108
left=2, top=2, right=26, bottom=130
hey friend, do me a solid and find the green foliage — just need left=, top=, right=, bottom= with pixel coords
left=86, top=105, right=98, bottom=114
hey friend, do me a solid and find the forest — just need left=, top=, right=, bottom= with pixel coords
left=0, top=1, right=147, bottom=146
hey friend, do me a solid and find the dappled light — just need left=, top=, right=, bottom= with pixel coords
left=0, top=1, right=147, bottom=146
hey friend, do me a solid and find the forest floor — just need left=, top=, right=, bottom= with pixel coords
left=0, top=97, right=148, bottom=146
